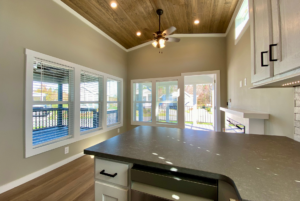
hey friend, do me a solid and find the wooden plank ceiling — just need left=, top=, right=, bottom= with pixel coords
left=61, top=0, right=239, bottom=49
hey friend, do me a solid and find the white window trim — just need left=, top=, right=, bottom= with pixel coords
left=235, top=0, right=250, bottom=45
left=25, top=49, right=123, bottom=158
left=131, top=76, right=184, bottom=129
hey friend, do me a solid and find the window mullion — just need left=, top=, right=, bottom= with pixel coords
left=73, top=68, right=81, bottom=138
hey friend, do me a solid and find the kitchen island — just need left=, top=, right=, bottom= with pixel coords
left=84, top=126, right=300, bottom=201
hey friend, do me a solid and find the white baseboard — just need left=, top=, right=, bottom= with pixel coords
left=0, top=152, right=84, bottom=194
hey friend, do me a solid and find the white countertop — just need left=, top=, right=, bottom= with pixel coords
left=220, top=107, right=269, bottom=119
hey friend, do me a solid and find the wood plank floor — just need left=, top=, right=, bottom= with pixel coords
left=0, top=155, right=95, bottom=201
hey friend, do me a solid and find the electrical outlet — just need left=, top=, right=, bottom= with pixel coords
left=117, top=129, right=120, bottom=133
left=244, top=78, right=247, bottom=86
left=240, top=81, right=243, bottom=87
left=64, top=146, right=69, bottom=154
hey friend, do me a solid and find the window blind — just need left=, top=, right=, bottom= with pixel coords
left=80, top=71, right=103, bottom=133
left=32, top=58, right=74, bottom=146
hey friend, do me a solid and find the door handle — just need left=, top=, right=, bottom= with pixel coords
left=261, top=51, right=269, bottom=67
left=100, top=169, right=118, bottom=178
left=269, top=44, right=278, bottom=62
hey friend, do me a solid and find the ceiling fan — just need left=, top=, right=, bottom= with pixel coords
left=147, top=9, right=180, bottom=49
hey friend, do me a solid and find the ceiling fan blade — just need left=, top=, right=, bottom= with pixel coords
left=166, top=37, right=180, bottom=42
left=162, top=26, right=176, bottom=36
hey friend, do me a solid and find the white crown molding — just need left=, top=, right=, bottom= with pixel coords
left=53, top=0, right=128, bottom=52
left=0, top=152, right=84, bottom=194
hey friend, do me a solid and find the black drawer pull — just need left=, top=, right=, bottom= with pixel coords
left=269, top=44, right=278, bottom=62
left=100, top=169, right=118, bottom=178
left=261, top=51, right=269, bottom=67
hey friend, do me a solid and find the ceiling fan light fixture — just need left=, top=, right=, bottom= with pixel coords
left=159, top=39, right=165, bottom=45
left=152, top=41, right=158, bottom=47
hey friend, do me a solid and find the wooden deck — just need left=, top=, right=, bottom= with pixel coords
left=0, top=155, right=94, bottom=201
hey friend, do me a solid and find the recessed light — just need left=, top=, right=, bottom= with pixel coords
left=111, top=2, right=117, bottom=8
left=172, top=194, right=180, bottom=200
left=194, top=20, right=200, bottom=24
left=136, top=32, right=141, bottom=36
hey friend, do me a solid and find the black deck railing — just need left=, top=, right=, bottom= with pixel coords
left=33, top=108, right=119, bottom=131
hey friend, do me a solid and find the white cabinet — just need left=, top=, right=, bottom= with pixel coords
left=271, top=0, right=300, bottom=75
left=94, top=158, right=130, bottom=201
left=250, top=0, right=300, bottom=86
left=250, top=0, right=274, bottom=83
left=95, top=158, right=129, bottom=187
left=95, top=181, right=128, bottom=201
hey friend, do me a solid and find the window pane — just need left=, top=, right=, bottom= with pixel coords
left=134, top=103, right=152, bottom=122
left=107, top=79, right=121, bottom=126
left=80, top=103, right=101, bottom=132
left=33, top=61, right=73, bottom=101
left=133, top=82, right=152, bottom=122
left=107, top=103, right=120, bottom=125
left=235, top=0, right=249, bottom=39
left=156, top=81, right=178, bottom=124
left=133, top=82, right=152, bottom=102
left=80, top=72, right=101, bottom=101
left=107, top=79, right=119, bottom=101
left=32, top=104, right=69, bottom=146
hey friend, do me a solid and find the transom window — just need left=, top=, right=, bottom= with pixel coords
left=235, top=0, right=249, bottom=39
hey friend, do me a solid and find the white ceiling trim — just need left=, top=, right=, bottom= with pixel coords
left=54, top=0, right=241, bottom=53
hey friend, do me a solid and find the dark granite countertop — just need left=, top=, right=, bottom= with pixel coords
left=84, top=126, right=300, bottom=201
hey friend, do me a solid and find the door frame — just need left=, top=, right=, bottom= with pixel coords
left=181, top=71, right=221, bottom=132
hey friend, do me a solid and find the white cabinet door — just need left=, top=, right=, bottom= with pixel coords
left=271, top=0, right=300, bottom=75
left=250, top=0, right=274, bottom=83
left=95, top=181, right=128, bottom=201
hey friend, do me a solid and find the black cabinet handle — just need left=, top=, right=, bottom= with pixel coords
left=261, top=51, right=269, bottom=67
left=100, top=169, right=118, bottom=178
left=269, top=44, right=278, bottom=62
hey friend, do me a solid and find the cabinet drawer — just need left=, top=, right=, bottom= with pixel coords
left=95, top=181, right=128, bottom=201
left=95, top=158, right=129, bottom=187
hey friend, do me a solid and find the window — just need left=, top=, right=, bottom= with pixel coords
left=107, top=79, right=121, bottom=126
left=80, top=71, right=103, bottom=134
left=25, top=49, right=123, bottom=157
left=156, top=81, right=178, bottom=124
left=32, top=59, right=74, bottom=146
left=235, top=0, right=249, bottom=39
left=133, top=82, right=152, bottom=122
left=131, top=77, right=181, bottom=127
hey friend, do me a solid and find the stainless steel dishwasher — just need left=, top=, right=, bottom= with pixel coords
left=130, top=165, right=218, bottom=201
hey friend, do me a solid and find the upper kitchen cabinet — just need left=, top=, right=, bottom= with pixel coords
left=250, top=0, right=300, bottom=87
left=271, top=0, right=300, bottom=75
left=250, top=0, right=274, bottom=83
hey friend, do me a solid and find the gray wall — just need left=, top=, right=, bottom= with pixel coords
left=0, top=0, right=127, bottom=186
left=226, top=25, right=294, bottom=138
left=127, top=37, right=228, bottom=130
